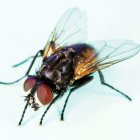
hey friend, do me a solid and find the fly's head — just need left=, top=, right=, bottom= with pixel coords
left=23, top=75, right=53, bottom=111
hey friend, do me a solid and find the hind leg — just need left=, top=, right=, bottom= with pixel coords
left=98, top=70, right=132, bottom=101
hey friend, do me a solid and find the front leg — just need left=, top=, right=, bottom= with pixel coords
left=39, top=89, right=66, bottom=125
left=0, top=50, right=43, bottom=85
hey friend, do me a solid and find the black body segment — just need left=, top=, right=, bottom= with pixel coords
left=41, top=44, right=94, bottom=89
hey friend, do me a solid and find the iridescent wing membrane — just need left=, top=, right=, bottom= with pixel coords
left=74, top=40, right=140, bottom=80
left=43, top=8, right=87, bottom=58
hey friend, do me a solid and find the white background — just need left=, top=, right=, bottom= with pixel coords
left=0, top=0, right=140, bottom=140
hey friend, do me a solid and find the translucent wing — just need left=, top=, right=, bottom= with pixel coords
left=43, top=8, right=87, bottom=58
left=74, top=40, right=140, bottom=80
left=90, top=40, right=140, bottom=70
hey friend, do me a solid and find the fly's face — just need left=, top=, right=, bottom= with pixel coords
left=23, top=76, right=53, bottom=110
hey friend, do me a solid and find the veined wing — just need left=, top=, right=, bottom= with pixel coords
left=43, top=8, right=87, bottom=58
left=90, top=40, right=140, bottom=70
left=74, top=40, right=140, bottom=80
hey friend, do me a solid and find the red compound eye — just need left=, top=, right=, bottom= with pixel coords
left=23, top=77, right=37, bottom=91
left=37, top=83, right=53, bottom=105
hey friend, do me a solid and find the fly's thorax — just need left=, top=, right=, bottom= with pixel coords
left=40, top=47, right=76, bottom=89
left=40, top=61, right=74, bottom=89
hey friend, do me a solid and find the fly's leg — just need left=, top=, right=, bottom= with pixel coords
left=0, top=50, right=43, bottom=85
left=18, top=102, right=29, bottom=126
left=61, top=76, right=93, bottom=121
left=12, top=55, right=41, bottom=68
left=39, top=90, right=65, bottom=125
left=98, top=70, right=132, bottom=101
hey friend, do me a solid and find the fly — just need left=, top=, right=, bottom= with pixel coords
left=0, top=8, right=140, bottom=126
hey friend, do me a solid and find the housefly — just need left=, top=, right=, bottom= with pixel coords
left=0, top=8, right=140, bottom=126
